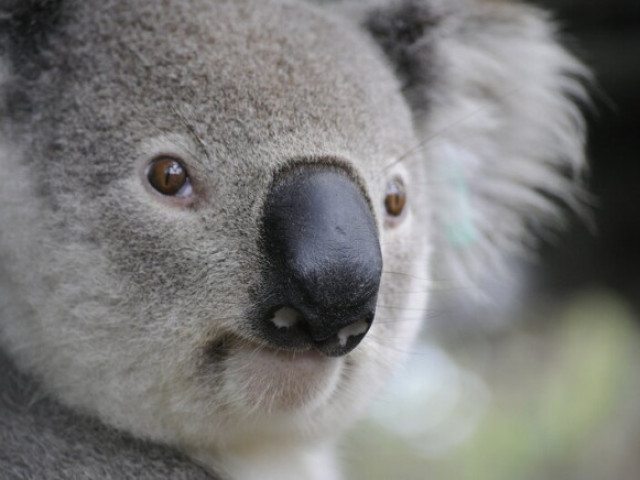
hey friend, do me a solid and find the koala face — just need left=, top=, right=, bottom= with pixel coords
left=0, top=0, right=588, bottom=477
left=0, top=0, right=430, bottom=462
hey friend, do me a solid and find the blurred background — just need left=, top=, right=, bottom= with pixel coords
left=347, top=1, right=640, bottom=478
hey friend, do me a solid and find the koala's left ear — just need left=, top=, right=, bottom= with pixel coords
left=365, top=0, right=590, bottom=290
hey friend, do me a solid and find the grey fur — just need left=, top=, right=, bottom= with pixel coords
left=0, top=0, right=588, bottom=479
left=0, top=350, right=214, bottom=480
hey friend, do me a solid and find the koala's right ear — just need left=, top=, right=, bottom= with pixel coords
left=361, top=0, right=590, bottom=296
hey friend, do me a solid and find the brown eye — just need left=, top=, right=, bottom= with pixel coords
left=385, top=178, right=406, bottom=217
left=147, top=157, right=191, bottom=196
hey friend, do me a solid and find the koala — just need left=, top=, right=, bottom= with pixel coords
left=0, top=0, right=588, bottom=479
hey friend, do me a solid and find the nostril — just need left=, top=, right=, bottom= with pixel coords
left=312, top=315, right=373, bottom=357
left=264, top=304, right=373, bottom=357
left=337, top=318, right=370, bottom=348
left=262, top=306, right=312, bottom=352
left=269, top=306, right=302, bottom=330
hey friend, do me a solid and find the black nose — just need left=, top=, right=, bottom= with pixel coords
left=259, top=166, right=382, bottom=357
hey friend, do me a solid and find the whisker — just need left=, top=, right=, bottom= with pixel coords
left=376, top=304, right=438, bottom=312
left=381, top=85, right=522, bottom=172
left=381, top=270, right=431, bottom=282
left=372, top=317, right=425, bottom=326
left=361, top=337, right=429, bottom=357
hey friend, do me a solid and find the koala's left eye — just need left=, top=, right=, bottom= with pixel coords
left=384, top=178, right=406, bottom=218
left=147, top=156, right=192, bottom=197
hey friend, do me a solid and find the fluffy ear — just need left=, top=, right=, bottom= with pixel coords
left=366, top=0, right=590, bottom=297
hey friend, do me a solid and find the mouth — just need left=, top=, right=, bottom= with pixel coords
left=207, top=333, right=344, bottom=412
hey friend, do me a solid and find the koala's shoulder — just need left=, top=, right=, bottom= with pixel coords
left=0, top=352, right=213, bottom=480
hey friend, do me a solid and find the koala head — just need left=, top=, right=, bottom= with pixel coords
left=0, top=0, right=587, bottom=478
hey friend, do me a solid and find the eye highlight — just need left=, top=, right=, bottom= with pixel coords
left=384, top=178, right=406, bottom=218
left=147, top=156, right=192, bottom=196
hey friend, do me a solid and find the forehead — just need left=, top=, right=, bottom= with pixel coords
left=59, top=0, right=415, bottom=164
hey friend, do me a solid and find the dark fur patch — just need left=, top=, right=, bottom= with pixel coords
left=364, top=0, right=440, bottom=112
left=203, top=338, right=233, bottom=366
left=1, top=1, right=67, bottom=119
left=1, top=0, right=64, bottom=55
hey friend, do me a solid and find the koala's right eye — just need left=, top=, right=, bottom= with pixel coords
left=147, top=157, right=192, bottom=197
left=384, top=178, right=406, bottom=218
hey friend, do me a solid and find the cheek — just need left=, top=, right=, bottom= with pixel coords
left=376, top=223, right=432, bottom=349
left=377, top=163, right=433, bottom=332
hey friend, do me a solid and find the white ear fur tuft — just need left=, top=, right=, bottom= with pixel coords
left=421, top=1, right=591, bottom=296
